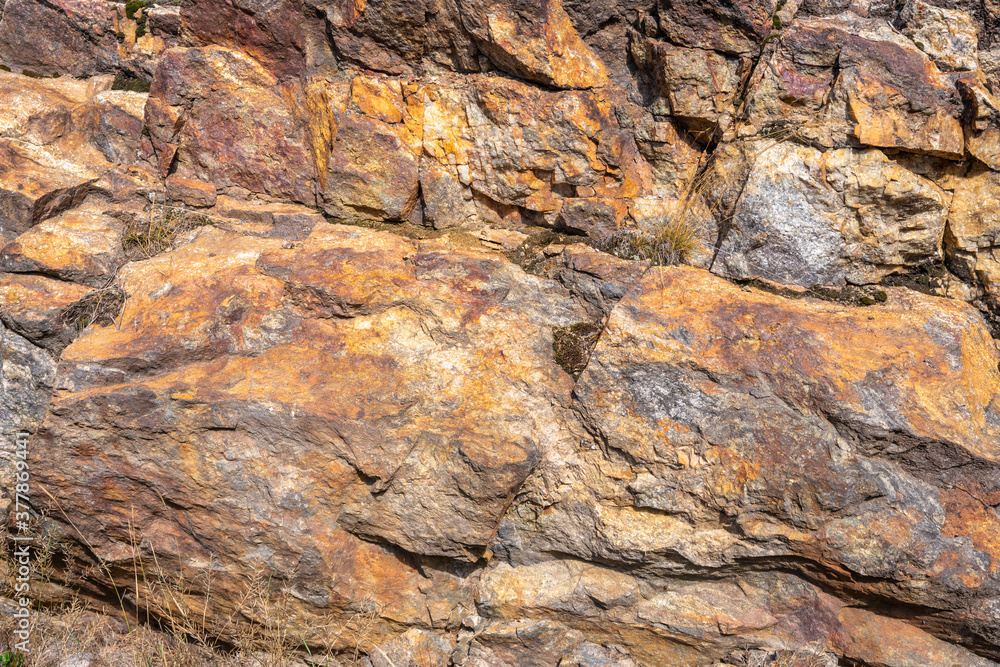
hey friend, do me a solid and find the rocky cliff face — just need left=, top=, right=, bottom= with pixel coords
left=3, top=0, right=1000, bottom=665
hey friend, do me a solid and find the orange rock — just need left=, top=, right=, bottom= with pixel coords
left=570, top=266, right=1000, bottom=648
left=836, top=607, right=994, bottom=666
left=959, top=78, right=1000, bottom=171
left=0, top=273, right=89, bottom=349
left=33, top=222, right=588, bottom=644
left=945, top=165, right=1000, bottom=305
left=0, top=141, right=98, bottom=238
left=0, top=203, right=124, bottom=286
left=164, top=175, right=216, bottom=209
left=459, top=0, right=609, bottom=89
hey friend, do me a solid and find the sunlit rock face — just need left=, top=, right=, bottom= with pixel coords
left=3, top=0, right=1000, bottom=664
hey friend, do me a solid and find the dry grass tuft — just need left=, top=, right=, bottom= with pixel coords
left=60, top=287, right=127, bottom=331
left=0, top=514, right=373, bottom=666
left=122, top=204, right=212, bottom=261
left=598, top=220, right=701, bottom=266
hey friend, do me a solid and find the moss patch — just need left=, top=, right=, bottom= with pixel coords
left=112, top=73, right=152, bottom=93
left=553, top=322, right=602, bottom=380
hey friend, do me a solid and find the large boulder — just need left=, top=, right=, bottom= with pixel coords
left=564, top=266, right=1000, bottom=653
left=32, top=222, right=589, bottom=643
left=741, top=16, right=970, bottom=158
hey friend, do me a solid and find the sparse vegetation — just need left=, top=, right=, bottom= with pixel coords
left=111, top=73, right=152, bottom=93
left=553, top=322, right=602, bottom=379
left=125, top=0, right=152, bottom=38
left=598, top=218, right=700, bottom=266
left=20, top=70, right=57, bottom=80
left=0, top=512, right=377, bottom=666
left=60, top=287, right=127, bottom=331
left=121, top=205, right=212, bottom=260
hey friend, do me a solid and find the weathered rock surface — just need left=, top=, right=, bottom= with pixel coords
left=0, top=322, right=56, bottom=490
left=712, top=141, right=951, bottom=287
left=471, top=266, right=1000, bottom=662
left=145, top=46, right=318, bottom=204
left=5, top=0, right=1000, bottom=664
left=946, top=166, right=1000, bottom=305
left=742, top=16, right=969, bottom=157
left=0, top=202, right=124, bottom=287
left=31, top=222, right=588, bottom=642
left=0, top=274, right=89, bottom=350
left=0, top=0, right=163, bottom=78
left=458, top=0, right=610, bottom=89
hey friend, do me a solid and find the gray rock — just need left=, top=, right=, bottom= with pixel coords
left=712, top=141, right=949, bottom=287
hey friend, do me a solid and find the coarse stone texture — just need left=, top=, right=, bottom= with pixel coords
left=5, top=0, right=1000, bottom=664
left=945, top=166, right=1000, bottom=306
left=144, top=46, right=318, bottom=205
left=31, top=222, right=589, bottom=645
left=0, top=0, right=163, bottom=78
left=0, top=202, right=125, bottom=287
left=0, top=322, right=56, bottom=494
left=457, top=0, right=610, bottom=90
left=0, top=273, right=90, bottom=351
left=710, top=141, right=951, bottom=287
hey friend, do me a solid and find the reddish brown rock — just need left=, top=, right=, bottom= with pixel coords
left=0, top=273, right=90, bottom=350
left=180, top=0, right=335, bottom=80
left=0, top=0, right=160, bottom=78
left=145, top=47, right=318, bottom=205
left=165, top=175, right=217, bottom=209
left=147, top=5, right=181, bottom=37
left=657, top=0, right=777, bottom=55
left=316, top=0, right=480, bottom=75
left=742, top=18, right=968, bottom=157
